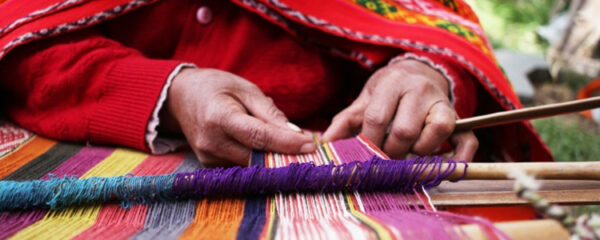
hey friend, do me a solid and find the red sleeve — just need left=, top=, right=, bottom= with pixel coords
left=390, top=50, right=478, bottom=119
left=0, top=29, right=183, bottom=151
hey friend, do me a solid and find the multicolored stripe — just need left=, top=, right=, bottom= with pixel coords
left=351, top=0, right=493, bottom=57
left=0, top=122, right=504, bottom=239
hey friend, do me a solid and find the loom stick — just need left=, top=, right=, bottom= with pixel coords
left=429, top=180, right=600, bottom=206
left=454, top=96, right=600, bottom=132
left=444, top=161, right=600, bottom=181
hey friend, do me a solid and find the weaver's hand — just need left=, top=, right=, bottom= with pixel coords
left=166, top=68, right=316, bottom=166
left=322, top=59, right=478, bottom=161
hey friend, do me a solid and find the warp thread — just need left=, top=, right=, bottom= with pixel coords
left=0, top=156, right=465, bottom=211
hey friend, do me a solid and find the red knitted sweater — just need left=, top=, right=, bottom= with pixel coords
left=0, top=0, right=475, bottom=152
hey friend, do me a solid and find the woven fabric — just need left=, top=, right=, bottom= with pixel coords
left=0, top=121, right=507, bottom=239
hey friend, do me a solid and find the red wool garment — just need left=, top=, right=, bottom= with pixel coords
left=0, top=0, right=552, bottom=161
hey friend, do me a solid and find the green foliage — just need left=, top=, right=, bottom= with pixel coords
left=559, top=70, right=595, bottom=92
left=533, top=117, right=600, bottom=215
left=465, top=0, right=600, bottom=216
left=571, top=205, right=600, bottom=215
left=466, top=0, right=557, bottom=54
left=532, top=117, right=600, bottom=162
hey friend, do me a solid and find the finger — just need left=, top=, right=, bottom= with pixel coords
left=189, top=134, right=253, bottom=166
left=360, top=85, right=401, bottom=147
left=322, top=101, right=365, bottom=142
left=223, top=111, right=316, bottom=154
left=450, top=131, right=478, bottom=162
left=383, top=92, right=428, bottom=158
left=411, top=101, right=456, bottom=155
left=238, top=86, right=289, bottom=129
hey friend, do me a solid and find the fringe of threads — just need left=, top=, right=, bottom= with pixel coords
left=0, top=156, right=465, bottom=211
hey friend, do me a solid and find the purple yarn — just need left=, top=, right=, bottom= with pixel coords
left=450, top=160, right=469, bottom=182
left=0, top=156, right=467, bottom=210
left=172, top=156, right=465, bottom=198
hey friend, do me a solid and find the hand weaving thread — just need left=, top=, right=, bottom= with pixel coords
left=0, top=156, right=466, bottom=210
left=0, top=126, right=508, bottom=240
left=4, top=96, right=600, bottom=239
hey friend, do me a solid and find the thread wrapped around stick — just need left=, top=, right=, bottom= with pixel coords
left=0, top=156, right=466, bottom=211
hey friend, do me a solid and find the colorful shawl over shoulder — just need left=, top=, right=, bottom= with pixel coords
left=0, top=0, right=549, bottom=239
left=0, top=0, right=552, bottom=162
left=0, top=122, right=511, bottom=239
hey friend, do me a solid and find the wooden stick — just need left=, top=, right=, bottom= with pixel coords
left=444, top=161, right=600, bottom=181
left=455, top=96, right=600, bottom=132
left=429, top=180, right=600, bottom=206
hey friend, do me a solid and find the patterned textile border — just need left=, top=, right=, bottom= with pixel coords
left=0, top=122, right=33, bottom=157
left=0, top=123, right=506, bottom=239
left=236, top=0, right=517, bottom=111
left=0, top=0, right=157, bottom=59
left=351, top=0, right=493, bottom=57
left=0, top=0, right=516, bottom=111
left=0, top=0, right=89, bottom=36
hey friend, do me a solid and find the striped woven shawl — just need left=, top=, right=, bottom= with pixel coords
left=0, top=121, right=508, bottom=239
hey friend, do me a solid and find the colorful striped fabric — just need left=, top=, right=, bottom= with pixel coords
left=0, top=121, right=505, bottom=239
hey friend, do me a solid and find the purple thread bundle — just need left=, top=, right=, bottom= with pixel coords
left=173, top=155, right=464, bottom=198
left=0, top=155, right=466, bottom=210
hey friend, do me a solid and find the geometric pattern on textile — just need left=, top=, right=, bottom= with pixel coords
left=0, top=123, right=505, bottom=239
left=0, top=121, right=33, bottom=157
left=350, top=0, right=493, bottom=57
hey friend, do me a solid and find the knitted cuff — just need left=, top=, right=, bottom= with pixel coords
left=145, top=63, right=195, bottom=154
left=88, top=58, right=182, bottom=152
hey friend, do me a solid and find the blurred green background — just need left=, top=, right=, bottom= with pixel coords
left=467, top=0, right=600, bottom=162
left=466, top=0, right=600, bottom=214
left=466, top=0, right=555, bottom=54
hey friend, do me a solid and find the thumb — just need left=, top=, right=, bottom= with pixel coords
left=322, top=102, right=365, bottom=142
left=239, top=88, right=291, bottom=129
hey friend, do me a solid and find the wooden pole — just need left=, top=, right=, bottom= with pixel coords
left=443, top=161, right=600, bottom=181
left=454, top=96, right=600, bottom=132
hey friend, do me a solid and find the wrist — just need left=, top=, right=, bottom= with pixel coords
left=388, top=58, right=450, bottom=97
left=160, top=67, right=198, bottom=134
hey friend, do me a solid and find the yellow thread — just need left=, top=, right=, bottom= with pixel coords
left=80, top=148, right=147, bottom=178
left=321, top=142, right=336, bottom=163
left=9, top=148, right=148, bottom=240
left=261, top=197, right=277, bottom=240
left=344, top=194, right=393, bottom=240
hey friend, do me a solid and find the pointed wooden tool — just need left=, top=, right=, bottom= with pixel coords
left=454, top=96, right=600, bottom=132
left=444, top=97, right=600, bottom=180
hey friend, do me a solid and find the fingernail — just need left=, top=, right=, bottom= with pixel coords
left=300, top=142, right=316, bottom=153
left=287, top=122, right=302, bottom=133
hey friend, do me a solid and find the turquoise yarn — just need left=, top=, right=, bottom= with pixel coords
left=0, top=174, right=177, bottom=210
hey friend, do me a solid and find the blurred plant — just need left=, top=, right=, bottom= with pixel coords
left=559, top=70, right=595, bottom=91
left=532, top=117, right=600, bottom=162
left=466, top=0, right=557, bottom=54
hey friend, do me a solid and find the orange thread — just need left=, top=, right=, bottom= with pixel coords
left=179, top=199, right=245, bottom=240
left=577, top=77, right=600, bottom=119
left=0, top=136, right=56, bottom=179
